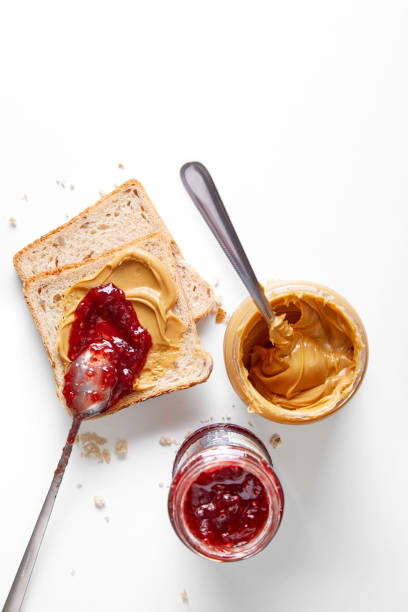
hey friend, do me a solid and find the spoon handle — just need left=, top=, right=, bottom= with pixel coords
left=180, top=162, right=275, bottom=324
left=3, top=417, right=81, bottom=612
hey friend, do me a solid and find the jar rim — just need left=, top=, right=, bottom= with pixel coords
left=172, top=423, right=272, bottom=477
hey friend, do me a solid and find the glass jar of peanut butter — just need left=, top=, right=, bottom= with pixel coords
left=223, top=281, right=368, bottom=424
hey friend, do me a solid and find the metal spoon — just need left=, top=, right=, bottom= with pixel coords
left=3, top=345, right=113, bottom=612
left=180, top=161, right=277, bottom=327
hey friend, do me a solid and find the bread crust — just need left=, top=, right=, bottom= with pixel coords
left=14, top=180, right=214, bottom=321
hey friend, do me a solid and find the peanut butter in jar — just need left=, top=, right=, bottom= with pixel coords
left=223, top=281, right=368, bottom=424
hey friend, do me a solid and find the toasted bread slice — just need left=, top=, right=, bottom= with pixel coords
left=22, top=232, right=213, bottom=416
left=14, top=180, right=214, bottom=321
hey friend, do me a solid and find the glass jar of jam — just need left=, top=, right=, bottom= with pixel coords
left=168, top=423, right=284, bottom=562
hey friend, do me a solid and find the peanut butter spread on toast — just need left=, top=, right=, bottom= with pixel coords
left=57, top=247, right=186, bottom=390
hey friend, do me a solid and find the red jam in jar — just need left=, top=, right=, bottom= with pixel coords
left=184, top=464, right=270, bottom=547
left=63, top=283, right=152, bottom=414
left=168, top=424, right=284, bottom=561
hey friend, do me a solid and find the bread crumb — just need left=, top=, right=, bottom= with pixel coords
left=118, top=163, right=124, bottom=169
left=70, top=569, right=76, bottom=576
left=105, top=516, right=110, bottom=523
left=115, top=439, right=128, bottom=459
left=69, top=184, right=75, bottom=191
left=181, top=589, right=188, bottom=602
left=215, top=308, right=227, bottom=323
left=75, top=435, right=79, bottom=445
left=94, top=496, right=105, bottom=510
left=76, top=483, right=83, bottom=489
left=184, top=430, right=192, bottom=439
left=102, top=448, right=111, bottom=464
left=248, top=420, right=254, bottom=428
left=226, top=415, right=231, bottom=420
left=9, top=217, right=16, bottom=227
left=80, top=432, right=108, bottom=463
left=211, top=295, right=223, bottom=314
left=158, top=482, right=164, bottom=488
left=81, top=432, right=107, bottom=445
left=270, top=433, right=282, bottom=448
left=65, top=214, right=69, bottom=219
left=200, top=418, right=210, bottom=424
left=99, top=190, right=106, bottom=197
left=22, top=194, right=28, bottom=201
left=212, top=276, right=220, bottom=287
left=56, top=179, right=66, bottom=189
left=159, top=435, right=172, bottom=446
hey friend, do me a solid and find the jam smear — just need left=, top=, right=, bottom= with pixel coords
left=63, top=283, right=152, bottom=414
left=184, top=465, right=269, bottom=548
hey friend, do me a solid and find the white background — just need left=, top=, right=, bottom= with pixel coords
left=1, top=1, right=407, bottom=610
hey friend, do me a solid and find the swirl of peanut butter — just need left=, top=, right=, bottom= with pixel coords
left=246, top=295, right=360, bottom=410
left=268, top=313, right=295, bottom=353
left=57, top=247, right=186, bottom=391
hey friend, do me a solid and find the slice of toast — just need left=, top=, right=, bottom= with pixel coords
left=13, top=180, right=214, bottom=321
left=22, top=232, right=213, bottom=416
